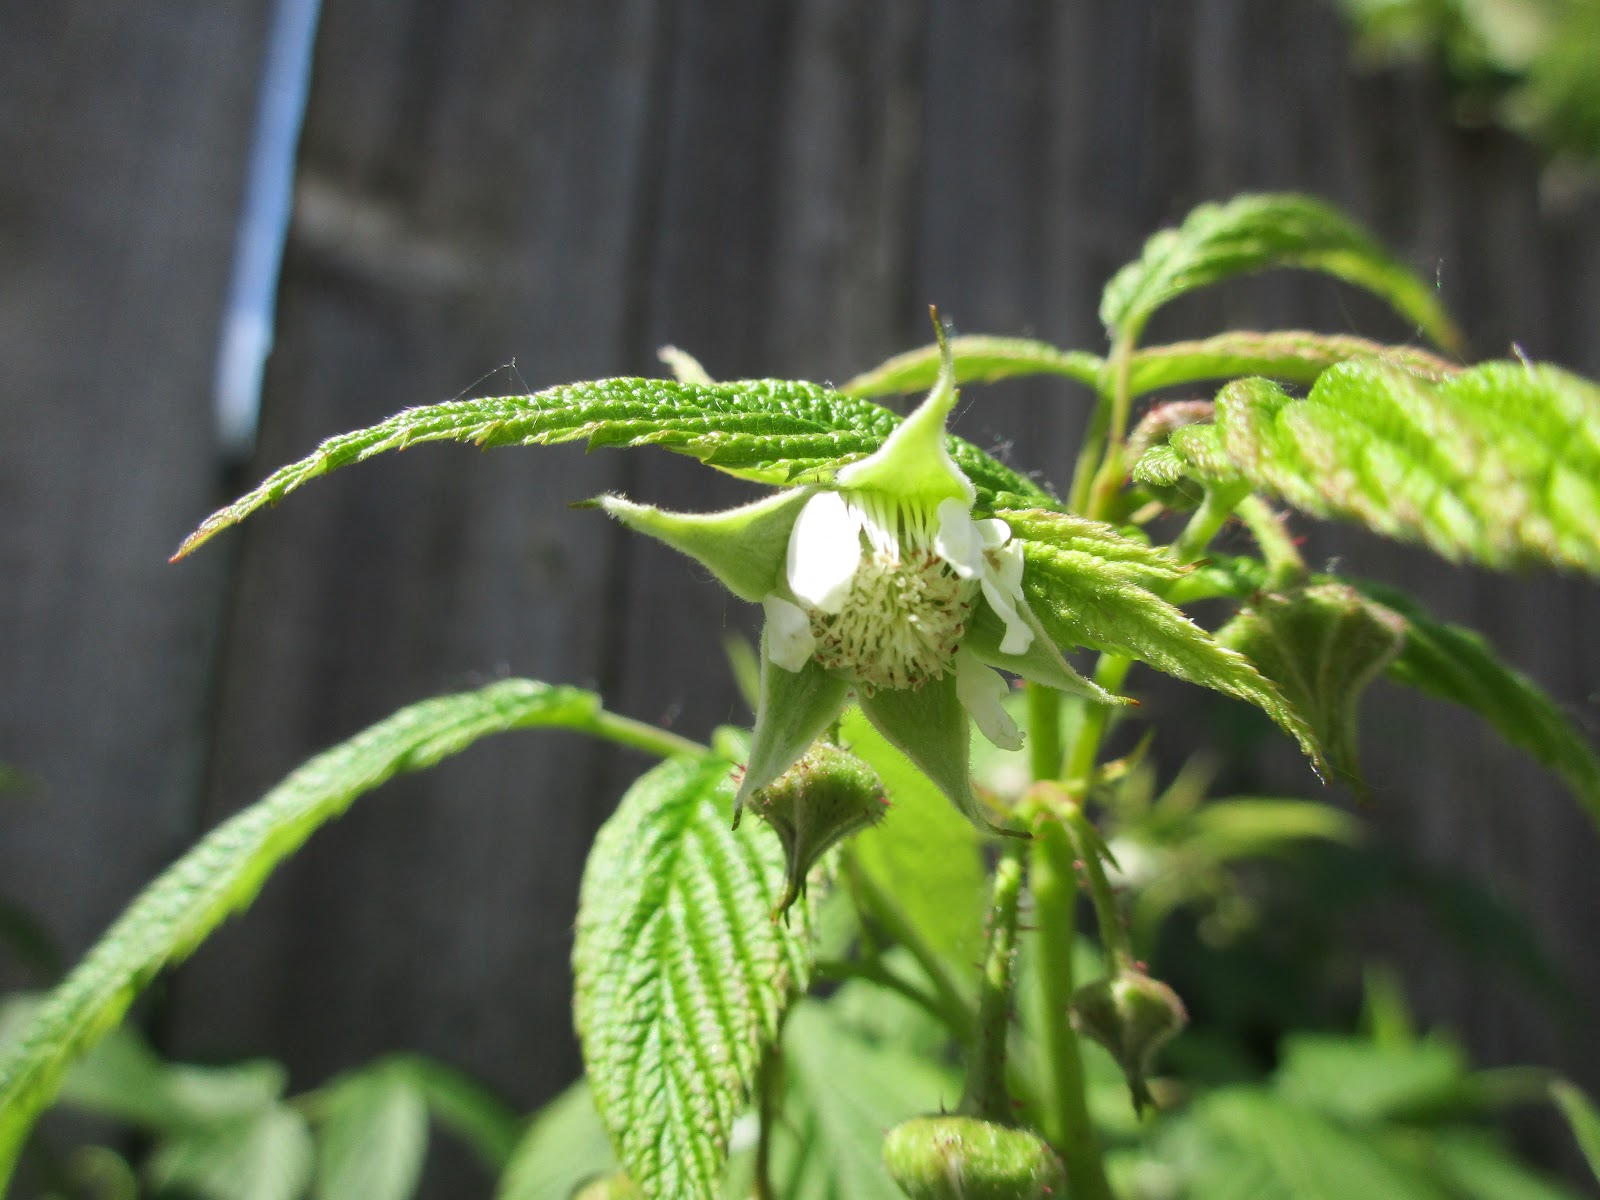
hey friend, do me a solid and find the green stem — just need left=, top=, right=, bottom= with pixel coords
left=1235, top=494, right=1307, bottom=590
left=1027, top=683, right=1063, bottom=783
left=754, top=1038, right=780, bottom=1200
left=1172, top=483, right=1248, bottom=564
left=1029, top=818, right=1114, bottom=1200
left=588, top=710, right=708, bottom=759
left=1060, top=801, right=1132, bottom=971
left=1085, top=328, right=1140, bottom=520
left=1062, top=656, right=1132, bottom=792
left=961, top=843, right=1027, bottom=1122
left=844, top=854, right=977, bottom=1041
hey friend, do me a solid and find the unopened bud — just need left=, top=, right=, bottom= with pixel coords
left=749, top=741, right=886, bottom=916
left=882, top=1115, right=1066, bottom=1199
left=1070, top=969, right=1187, bottom=1114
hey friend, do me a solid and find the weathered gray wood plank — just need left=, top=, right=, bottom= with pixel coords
left=0, top=3, right=272, bottom=971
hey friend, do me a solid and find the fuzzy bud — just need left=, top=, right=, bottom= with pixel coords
left=882, top=1115, right=1066, bottom=1199
left=1070, top=969, right=1187, bottom=1114
left=749, top=741, right=886, bottom=916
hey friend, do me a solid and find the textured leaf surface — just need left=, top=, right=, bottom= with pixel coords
left=495, top=1079, right=618, bottom=1200
left=0, top=679, right=612, bottom=1188
left=842, top=330, right=1457, bottom=402
left=313, top=1065, right=429, bottom=1200
left=1360, top=583, right=1600, bottom=826
left=1162, top=361, right=1600, bottom=573
left=573, top=755, right=820, bottom=1200
left=175, top=380, right=1052, bottom=557
left=1217, top=584, right=1406, bottom=789
left=1099, top=193, right=1462, bottom=350
left=842, top=336, right=1102, bottom=397
left=1126, top=330, right=1460, bottom=395
left=1005, top=510, right=1325, bottom=775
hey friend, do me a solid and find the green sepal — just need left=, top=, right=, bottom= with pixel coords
left=964, top=601, right=1127, bottom=707
left=835, top=329, right=974, bottom=507
left=858, top=677, right=1006, bottom=836
left=737, top=644, right=850, bottom=814
left=1217, top=583, right=1406, bottom=792
left=597, top=488, right=808, bottom=603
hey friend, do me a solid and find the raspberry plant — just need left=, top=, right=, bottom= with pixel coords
left=3, top=194, right=1600, bottom=1199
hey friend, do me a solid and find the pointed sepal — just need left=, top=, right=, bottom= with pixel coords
left=859, top=676, right=1013, bottom=836
left=598, top=488, right=809, bottom=603
left=736, top=641, right=851, bottom=816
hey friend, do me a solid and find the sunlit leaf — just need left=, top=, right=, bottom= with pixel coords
left=1217, top=583, right=1406, bottom=789
left=1100, top=193, right=1462, bottom=351
left=1160, top=361, right=1600, bottom=573
left=0, top=680, right=623, bottom=1190
left=147, top=1105, right=314, bottom=1200
left=175, top=381, right=1052, bottom=558
left=1550, top=1079, right=1600, bottom=1184
left=573, top=755, right=820, bottom=1200
left=842, top=336, right=1102, bottom=397
left=313, top=1065, right=429, bottom=1200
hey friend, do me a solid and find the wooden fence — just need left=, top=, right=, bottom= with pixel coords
left=4, top=1, right=1598, bottom=1193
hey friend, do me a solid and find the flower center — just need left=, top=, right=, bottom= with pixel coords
left=805, top=494, right=977, bottom=692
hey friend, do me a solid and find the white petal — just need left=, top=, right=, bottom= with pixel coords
left=762, top=595, right=816, bottom=671
left=786, top=490, right=863, bottom=613
left=975, top=516, right=1010, bottom=549
left=956, top=650, right=1024, bottom=751
left=933, top=497, right=985, bottom=579
left=981, top=542, right=1034, bottom=655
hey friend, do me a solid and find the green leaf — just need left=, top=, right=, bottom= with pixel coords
left=1550, top=1079, right=1600, bottom=1183
left=1273, top=1033, right=1471, bottom=1123
left=1127, top=330, right=1460, bottom=396
left=1099, top=193, right=1462, bottom=351
left=841, top=336, right=1103, bottom=397
left=60, top=1023, right=285, bottom=1132
left=396, top=1055, right=522, bottom=1172
left=838, top=709, right=988, bottom=967
left=1216, top=583, right=1407, bottom=789
left=1185, top=798, right=1363, bottom=859
left=1012, top=521, right=1326, bottom=777
left=495, top=1079, right=618, bottom=1200
left=1163, top=361, right=1600, bottom=573
left=1424, top=1130, right=1588, bottom=1200
left=0, top=679, right=614, bottom=1189
left=573, top=755, right=821, bottom=1200
left=148, top=1105, right=315, bottom=1200
left=313, top=1065, right=429, bottom=1200
left=1359, top=582, right=1600, bottom=827
left=771, top=1001, right=962, bottom=1200
left=1174, top=1088, right=1453, bottom=1200
left=840, top=330, right=1458, bottom=402
left=175, top=381, right=1052, bottom=558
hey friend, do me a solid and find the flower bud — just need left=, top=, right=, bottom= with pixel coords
left=748, top=741, right=886, bottom=916
left=1069, top=969, right=1187, bottom=1113
left=882, top=1115, right=1066, bottom=1199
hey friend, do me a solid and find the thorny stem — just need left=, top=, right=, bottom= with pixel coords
left=962, top=842, right=1027, bottom=1122
left=844, top=854, right=977, bottom=1042
left=1236, top=493, right=1307, bottom=589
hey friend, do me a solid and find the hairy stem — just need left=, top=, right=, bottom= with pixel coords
left=1027, top=682, right=1063, bottom=783
left=962, top=843, right=1027, bottom=1122
left=1235, top=494, right=1307, bottom=589
left=1172, top=482, right=1249, bottom=564
left=1085, top=327, right=1140, bottom=519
